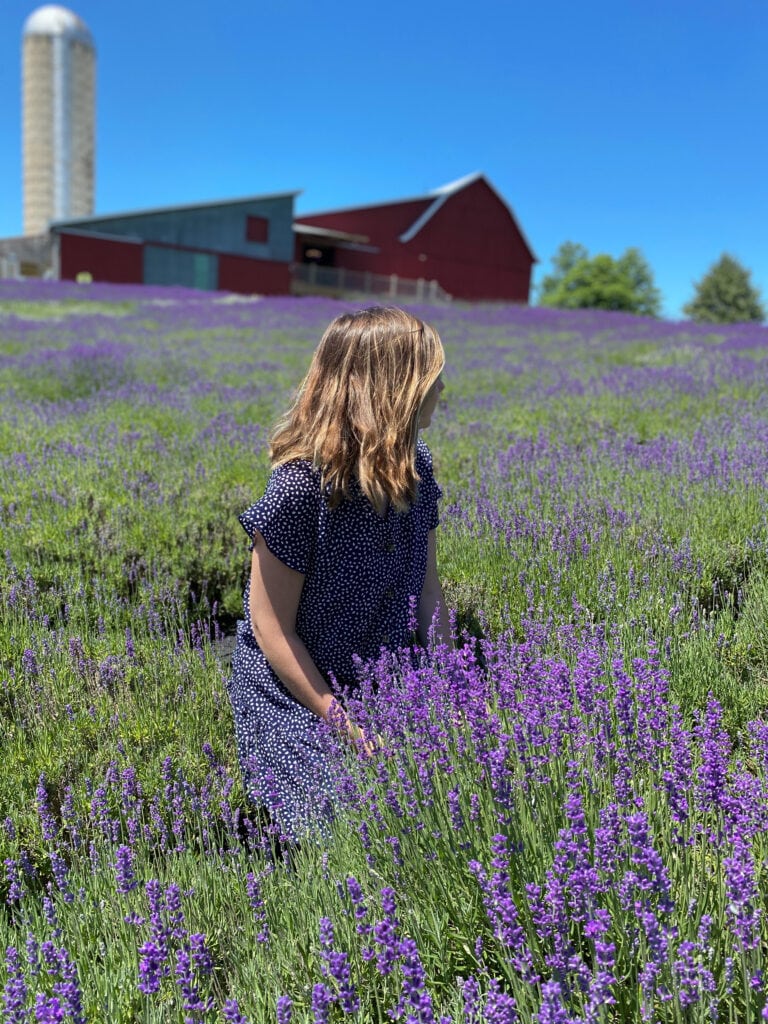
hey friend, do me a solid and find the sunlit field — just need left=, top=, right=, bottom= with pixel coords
left=2, top=280, right=768, bottom=1022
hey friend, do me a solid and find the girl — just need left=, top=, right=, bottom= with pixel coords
left=228, top=306, right=450, bottom=842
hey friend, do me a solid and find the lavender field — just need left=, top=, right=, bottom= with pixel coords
left=2, top=280, right=768, bottom=1022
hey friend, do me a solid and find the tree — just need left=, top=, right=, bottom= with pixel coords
left=537, top=241, right=589, bottom=300
left=683, top=254, right=765, bottom=324
left=538, top=242, right=661, bottom=317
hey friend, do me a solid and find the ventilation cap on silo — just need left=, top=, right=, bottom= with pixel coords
left=23, top=5, right=93, bottom=48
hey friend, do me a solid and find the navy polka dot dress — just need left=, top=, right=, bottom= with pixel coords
left=228, top=437, right=442, bottom=841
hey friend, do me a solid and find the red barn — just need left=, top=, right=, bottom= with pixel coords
left=293, top=173, right=536, bottom=303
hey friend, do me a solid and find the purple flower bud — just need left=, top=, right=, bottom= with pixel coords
left=21, top=649, right=38, bottom=678
left=398, top=937, right=434, bottom=1022
left=222, top=1000, right=250, bottom=1024
left=114, top=845, right=137, bottom=895
left=3, top=946, right=28, bottom=1024
left=35, top=776, right=57, bottom=843
left=373, top=888, right=400, bottom=977
left=246, top=871, right=269, bottom=943
left=33, top=993, right=64, bottom=1023
left=5, top=860, right=24, bottom=905
left=311, top=983, right=333, bottom=1024
left=276, top=995, right=292, bottom=1024
left=49, top=851, right=72, bottom=903
left=189, top=934, right=213, bottom=977
left=724, top=835, right=761, bottom=951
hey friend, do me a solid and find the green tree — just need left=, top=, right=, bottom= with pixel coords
left=683, top=254, right=765, bottom=324
left=538, top=243, right=661, bottom=317
left=537, top=241, right=589, bottom=300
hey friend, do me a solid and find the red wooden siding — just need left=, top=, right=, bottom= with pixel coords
left=294, top=176, right=535, bottom=302
left=59, top=232, right=143, bottom=283
left=218, top=254, right=290, bottom=295
left=297, top=198, right=432, bottom=242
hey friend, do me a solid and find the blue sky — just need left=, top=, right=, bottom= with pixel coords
left=0, top=0, right=765, bottom=319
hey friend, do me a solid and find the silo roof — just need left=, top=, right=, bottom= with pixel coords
left=23, top=5, right=93, bottom=47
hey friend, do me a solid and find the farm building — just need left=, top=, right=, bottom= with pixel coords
left=0, top=173, right=536, bottom=302
left=48, top=191, right=297, bottom=293
left=293, top=172, right=536, bottom=303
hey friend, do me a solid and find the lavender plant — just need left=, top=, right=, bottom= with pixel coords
left=2, top=281, right=768, bottom=1020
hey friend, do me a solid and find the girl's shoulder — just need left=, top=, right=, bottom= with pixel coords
left=415, top=437, right=435, bottom=474
left=267, top=458, right=321, bottom=496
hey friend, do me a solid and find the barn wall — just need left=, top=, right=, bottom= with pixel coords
left=59, top=195, right=295, bottom=262
left=218, top=253, right=290, bottom=295
left=297, top=199, right=432, bottom=243
left=295, top=179, right=534, bottom=302
left=143, top=246, right=218, bottom=290
left=59, top=232, right=143, bottom=283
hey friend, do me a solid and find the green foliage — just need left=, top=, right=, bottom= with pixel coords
left=536, top=241, right=588, bottom=299
left=683, top=253, right=766, bottom=324
left=539, top=242, right=662, bottom=316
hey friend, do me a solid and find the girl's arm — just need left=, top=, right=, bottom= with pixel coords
left=417, top=529, right=453, bottom=648
left=248, top=531, right=338, bottom=722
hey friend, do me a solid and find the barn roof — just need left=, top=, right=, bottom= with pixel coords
left=297, top=172, right=537, bottom=261
left=51, top=190, right=300, bottom=230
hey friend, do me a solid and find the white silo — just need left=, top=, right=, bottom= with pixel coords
left=22, top=5, right=95, bottom=236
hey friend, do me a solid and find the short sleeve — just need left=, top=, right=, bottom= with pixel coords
left=416, top=438, right=442, bottom=531
left=238, top=461, right=319, bottom=573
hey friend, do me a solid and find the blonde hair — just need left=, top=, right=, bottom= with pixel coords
left=270, top=306, right=444, bottom=513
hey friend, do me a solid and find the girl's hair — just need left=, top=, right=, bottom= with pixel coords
left=270, top=306, right=444, bottom=513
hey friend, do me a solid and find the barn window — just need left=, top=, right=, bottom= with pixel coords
left=246, top=215, right=269, bottom=243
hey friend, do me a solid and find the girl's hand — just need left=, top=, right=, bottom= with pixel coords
left=345, top=719, right=378, bottom=758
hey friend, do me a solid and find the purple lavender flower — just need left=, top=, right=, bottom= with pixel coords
left=276, top=995, right=292, bottom=1024
left=724, top=834, right=761, bottom=951
left=42, top=897, right=61, bottom=939
left=174, top=946, right=213, bottom=1015
left=483, top=979, right=518, bottom=1024
left=317, top=917, right=359, bottom=1013
left=398, top=937, right=435, bottom=1023
left=144, top=879, right=171, bottom=965
left=346, top=875, right=372, bottom=937
left=5, top=859, right=24, bottom=905
left=447, top=787, right=465, bottom=832
left=25, top=934, right=39, bottom=978
left=462, top=975, right=481, bottom=1024
left=624, top=812, right=674, bottom=914
left=164, top=882, right=186, bottom=941
left=311, top=983, right=334, bottom=1024
left=33, top=994, right=64, bottom=1023
left=697, top=696, right=730, bottom=816
left=189, top=934, right=213, bottom=976
left=114, top=845, right=138, bottom=895
left=49, top=851, right=72, bottom=903
left=21, top=649, right=38, bottom=678
left=469, top=838, right=532, bottom=975
left=3, top=947, right=28, bottom=1024
left=246, top=871, right=269, bottom=943
left=672, top=939, right=715, bottom=1010
left=35, top=776, right=57, bottom=842
left=40, top=942, right=59, bottom=977
left=51, top=946, right=84, bottom=1024
left=222, top=1000, right=250, bottom=1023
left=373, top=888, right=401, bottom=977
left=536, top=980, right=570, bottom=1024
left=137, top=941, right=164, bottom=995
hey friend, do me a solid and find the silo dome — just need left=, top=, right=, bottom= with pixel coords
left=23, top=5, right=93, bottom=48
